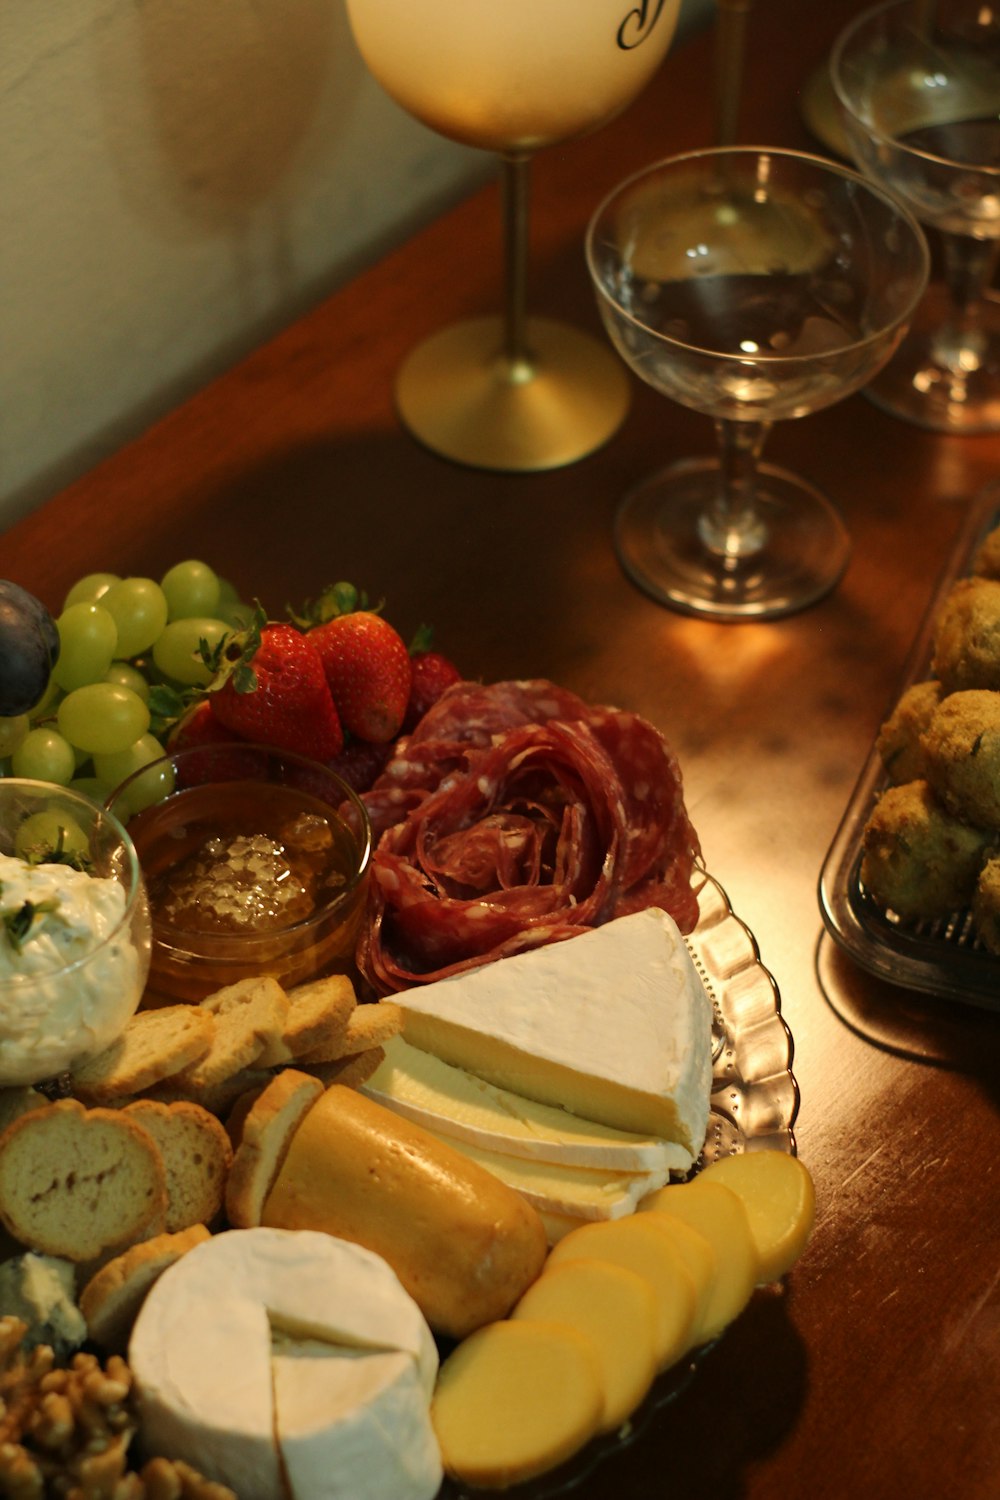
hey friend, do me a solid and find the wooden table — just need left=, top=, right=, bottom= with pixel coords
left=5, top=1, right=1000, bottom=1495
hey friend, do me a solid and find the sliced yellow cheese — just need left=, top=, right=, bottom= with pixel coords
left=546, top=1216, right=696, bottom=1371
left=432, top=1320, right=604, bottom=1489
left=421, top=1128, right=669, bottom=1220
left=700, top=1151, right=815, bottom=1282
left=362, top=1035, right=692, bottom=1172
left=639, top=1178, right=758, bottom=1346
left=511, top=1259, right=657, bottom=1434
left=629, top=1210, right=716, bottom=1352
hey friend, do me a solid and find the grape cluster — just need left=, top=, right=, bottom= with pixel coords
left=0, top=562, right=250, bottom=813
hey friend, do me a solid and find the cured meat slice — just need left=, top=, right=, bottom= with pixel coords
left=357, top=680, right=700, bottom=994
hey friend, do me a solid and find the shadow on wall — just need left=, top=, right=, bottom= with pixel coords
left=95, top=0, right=350, bottom=232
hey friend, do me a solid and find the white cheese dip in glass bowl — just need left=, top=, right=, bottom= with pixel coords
left=0, top=780, right=151, bottom=1086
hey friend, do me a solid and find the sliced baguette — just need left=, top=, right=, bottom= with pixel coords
left=297, top=1000, right=402, bottom=1064
left=173, top=978, right=289, bottom=1092
left=80, top=1223, right=211, bottom=1352
left=123, top=1100, right=233, bottom=1232
left=255, top=974, right=357, bottom=1068
left=225, top=1069, right=323, bottom=1229
left=70, top=1006, right=215, bottom=1104
left=0, top=1099, right=167, bottom=1262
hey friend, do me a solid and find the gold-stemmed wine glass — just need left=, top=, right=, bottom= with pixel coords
left=831, top=0, right=1000, bottom=434
left=344, top=0, right=682, bottom=472
left=585, top=146, right=930, bottom=620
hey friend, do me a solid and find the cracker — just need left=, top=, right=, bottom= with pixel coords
left=174, top=979, right=289, bottom=1092
left=225, top=1069, right=323, bottom=1229
left=297, top=1000, right=401, bottom=1064
left=255, top=973, right=357, bottom=1069
left=69, top=1006, right=215, bottom=1105
left=80, top=1224, right=211, bottom=1353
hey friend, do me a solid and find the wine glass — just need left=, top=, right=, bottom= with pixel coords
left=343, top=0, right=681, bottom=472
left=831, top=0, right=1000, bottom=433
left=585, top=147, right=930, bottom=620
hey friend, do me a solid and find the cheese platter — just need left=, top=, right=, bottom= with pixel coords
left=0, top=558, right=807, bottom=1499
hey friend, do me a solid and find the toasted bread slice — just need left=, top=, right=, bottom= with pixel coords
left=123, top=1100, right=233, bottom=1232
left=297, top=1000, right=402, bottom=1063
left=70, top=1006, right=215, bottom=1105
left=80, top=1224, right=211, bottom=1352
left=173, top=979, right=288, bottom=1092
left=0, top=1099, right=167, bottom=1262
left=298, top=1046, right=386, bottom=1090
left=225, top=1069, right=323, bottom=1229
left=255, top=974, right=357, bottom=1068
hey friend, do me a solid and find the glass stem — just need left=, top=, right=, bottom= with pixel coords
left=933, top=232, right=1000, bottom=373
left=699, top=417, right=770, bottom=560
left=500, top=151, right=535, bottom=382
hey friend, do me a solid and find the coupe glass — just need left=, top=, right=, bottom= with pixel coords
left=586, top=147, right=929, bottom=619
left=831, top=0, right=1000, bottom=433
left=344, top=0, right=681, bottom=471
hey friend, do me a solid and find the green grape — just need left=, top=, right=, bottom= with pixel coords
left=161, top=559, right=221, bottom=621
left=218, top=599, right=255, bottom=631
left=152, top=617, right=230, bottom=686
left=11, top=726, right=77, bottom=785
left=69, top=774, right=114, bottom=804
left=63, top=573, right=120, bottom=609
left=97, top=732, right=174, bottom=816
left=57, top=683, right=150, bottom=755
left=53, top=602, right=118, bottom=691
left=14, top=809, right=89, bottom=861
left=101, top=577, right=169, bottom=659
left=0, top=715, right=29, bottom=758
left=104, top=661, right=151, bottom=703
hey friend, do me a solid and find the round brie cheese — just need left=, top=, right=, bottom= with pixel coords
left=129, top=1227, right=442, bottom=1500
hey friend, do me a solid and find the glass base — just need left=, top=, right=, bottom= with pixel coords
left=395, top=315, right=631, bottom=472
left=614, top=457, right=850, bottom=621
left=863, top=284, right=1000, bottom=434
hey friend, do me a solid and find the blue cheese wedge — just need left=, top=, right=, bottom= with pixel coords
left=0, top=1251, right=86, bottom=1358
left=389, top=908, right=713, bottom=1157
left=362, top=1035, right=693, bottom=1174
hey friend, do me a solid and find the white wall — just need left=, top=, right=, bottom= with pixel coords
left=0, top=0, right=712, bottom=532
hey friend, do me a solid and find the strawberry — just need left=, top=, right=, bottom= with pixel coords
left=404, top=650, right=463, bottom=731
left=166, top=699, right=266, bottom=786
left=167, top=699, right=237, bottom=753
left=309, top=612, right=412, bottom=744
left=209, top=619, right=344, bottom=760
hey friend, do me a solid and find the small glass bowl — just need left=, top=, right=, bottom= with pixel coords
left=0, top=780, right=152, bottom=1086
left=106, top=744, right=373, bottom=1004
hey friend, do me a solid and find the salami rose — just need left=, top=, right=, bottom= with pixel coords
left=356, top=679, right=701, bottom=994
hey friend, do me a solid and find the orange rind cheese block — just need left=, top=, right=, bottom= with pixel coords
left=700, top=1150, right=816, bottom=1283
left=638, top=1177, right=758, bottom=1346
left=261, top=1085, right=547, bottom=1339
left=432, top=1319, right=604, bottom=1490
left=511, top=1258, right=657, bottom=1434
left=546, top=1215, right=696, bottom=1372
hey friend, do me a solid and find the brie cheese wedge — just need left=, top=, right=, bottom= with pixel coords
left=390, top=908, right=713, bottom=1156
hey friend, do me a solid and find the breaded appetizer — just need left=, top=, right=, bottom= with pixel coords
left=930, top=577, right=1000, bottom=693
left=875, top=678, right=942, bottom=785
left=972, top=525, right=1000, bottom=583
left=860, top=780, right=993, bottom=921
left=972, top=857, right=1000, bottom=956
left=921, top=689, right=1000, bottom=830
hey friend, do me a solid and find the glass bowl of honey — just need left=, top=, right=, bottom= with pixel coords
left=105, top=744, right=372, bottom=1003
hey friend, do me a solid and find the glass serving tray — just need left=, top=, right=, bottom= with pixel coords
left=439, top=867, right=799, bottom=1500
left=818, top=483, right=1000, bottom=1012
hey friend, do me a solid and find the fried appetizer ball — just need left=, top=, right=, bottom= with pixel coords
left=930, top=577, right=1000, bottom=693
left=972, top=525, right=1000, bottom=582
left=972, top=857, right=1000, bottom=955
left=875, top=679, right=942, bottom=784
left=861, top=780, right=993, bottom=920
left=921, top=689, right=1000, bottom=830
